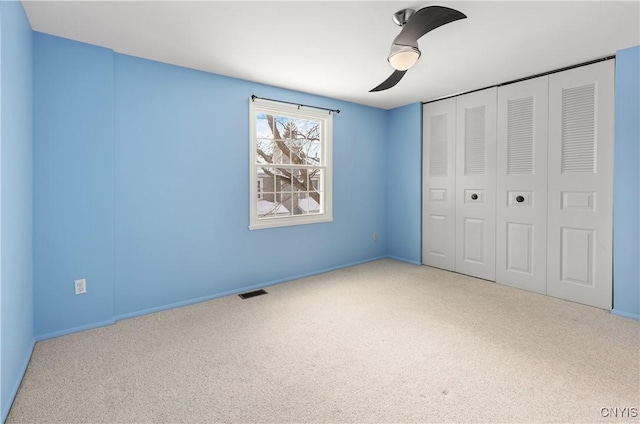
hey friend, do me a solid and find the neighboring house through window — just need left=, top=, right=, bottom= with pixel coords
left=257, top=178, right=264, bottom=200
left=249, top=97, right=333, bottom=229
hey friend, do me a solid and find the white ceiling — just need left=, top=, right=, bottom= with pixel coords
left=22, top=1, right=640, bottom=110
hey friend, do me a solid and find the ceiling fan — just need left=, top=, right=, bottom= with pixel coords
left=370, top=5, right=467, bottom=92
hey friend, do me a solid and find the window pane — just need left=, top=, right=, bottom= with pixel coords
left=256, top=139, right=274, bottom=164
left=308, top=168, right=322, bottom=192
left=257, top=167, right=275, bottom=191
left=256, top=113, right=273, bottom=138
left=272, top=143, right=286, bottom=164
left=259, top=114, right=290, bottom=164
left=276, top=168, right=292, bottom=193
left=291, top=118, right=321, bottom=163
left=292, top=192, right=304, bottom=215
left=292, top=117, right=320, bottom=140
left=295, top=169, right=308, bottom=192
left=293, top=168, right=313, bottom=193
left=275, top=191, right=292, bottom=214
left=273, top=116, right=290, bottom=141
left=299, top=191, right=321, bottom=214
left=260, top=165, right=288, bottom=214
left=257, top=197, right=289, bottom=218
left=301, top=140, right=321, bottom=164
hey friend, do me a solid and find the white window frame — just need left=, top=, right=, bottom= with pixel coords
left=249, top=97, right=333, bottom=230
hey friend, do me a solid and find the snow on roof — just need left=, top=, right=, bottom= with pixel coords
left=297, top=197, right=320, bottom=213
left=257, top=199, right=289, bottom=216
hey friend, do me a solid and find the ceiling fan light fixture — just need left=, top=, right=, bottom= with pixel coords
left=388, top=45, right=421, bottom=71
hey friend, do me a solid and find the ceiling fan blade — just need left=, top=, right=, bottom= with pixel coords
left=394, top=6, right=466, bottom=47
left=370, top=70, right=408, bottom=92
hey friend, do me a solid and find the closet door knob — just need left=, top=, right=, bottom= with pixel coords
left=471, top=194, right=478, bottom=200
left=516, top=195, right=525, bottom=203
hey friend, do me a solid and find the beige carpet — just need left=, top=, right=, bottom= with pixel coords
left=7, top=259, right=640, bottom=423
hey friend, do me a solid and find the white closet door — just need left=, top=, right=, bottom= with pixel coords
left=422, top=98, right=457, bottom=270
left=496, top=77, right=549, bottom=294
left=455, top=88, right=497, bottom=280
left=547, top=60, right=614, bottom=309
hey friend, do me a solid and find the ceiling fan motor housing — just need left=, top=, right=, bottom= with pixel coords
left=392, top=9, right=415, bottom=26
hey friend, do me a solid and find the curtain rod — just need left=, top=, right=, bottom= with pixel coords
left=251, top=95, right=340, bottom=114
left=423, top=55, right=616, bottom=105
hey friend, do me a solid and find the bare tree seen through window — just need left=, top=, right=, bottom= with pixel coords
left=256, top=113, right=322, bottom=217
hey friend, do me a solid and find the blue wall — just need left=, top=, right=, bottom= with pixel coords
left=33, top=34, right=388, bottom=336
left=613, top=45, right=640, bottom=320
left=0, top=1, right=33, bottom=421
left=386, top=103, right=422, bottom=264
left=33, top=33, right=115, bottom=337
left=113, top=54, right=388, bottom=317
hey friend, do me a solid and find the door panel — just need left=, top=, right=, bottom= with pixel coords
left=463, top=218, right=485, bottom=263
left=426, top=214, right=447, bottom=256
left=496, top=77, right=548, bottom=294
left=455, top=88, right=497, bottom=280
left=547, top=60, right=614, bottom=309
left=506, top=223, right=533, bottom=274
left=561, top=228, right=594, bottom=285
left=422, top=98, right=456, bottom=270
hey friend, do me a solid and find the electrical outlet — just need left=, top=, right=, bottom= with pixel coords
left=74, top=278, right=87, bottom=295
left=373, top=232, right=379, bottom=241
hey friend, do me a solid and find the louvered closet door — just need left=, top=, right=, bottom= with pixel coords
left=547, top=60, right=614, bottom=309
left=496, top=77, right=548, bottom=294
left=455, top=88, right=497, bottom=280
left=422, top=98, right=456, bottom=270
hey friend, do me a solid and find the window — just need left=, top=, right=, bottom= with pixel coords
left=249, top=98, right=333, bottom=230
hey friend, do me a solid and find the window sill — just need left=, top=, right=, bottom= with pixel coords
left=249, top=215, right=333, bottom=230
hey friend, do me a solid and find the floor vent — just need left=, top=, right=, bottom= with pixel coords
left=238, top=289, right=268, bottom=299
